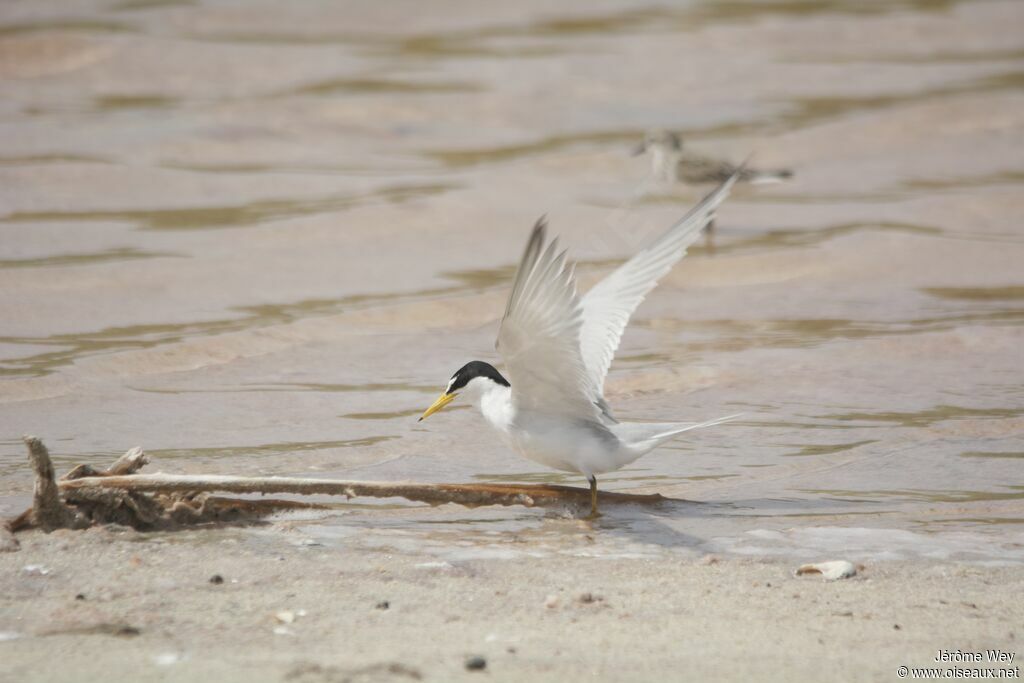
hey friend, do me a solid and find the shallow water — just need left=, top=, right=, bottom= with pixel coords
left=1, top=0, right=1022, bottom=563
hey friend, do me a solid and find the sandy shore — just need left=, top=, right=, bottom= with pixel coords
left=2, top=524, right=1021, bottom=683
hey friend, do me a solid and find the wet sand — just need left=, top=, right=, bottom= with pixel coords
left=2, top=0, right=1023, bottom=679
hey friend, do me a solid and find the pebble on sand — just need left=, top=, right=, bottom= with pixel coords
left=465, top=655, right=487, bottom=671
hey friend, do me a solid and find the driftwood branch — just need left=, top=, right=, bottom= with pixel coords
left=7, top=436, right=669, bottom=538
left=59, top=473, right=666, bottom=509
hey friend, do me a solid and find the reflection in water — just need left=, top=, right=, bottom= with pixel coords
left=292, top=481, right=1023, bottom=564
left=284, top=77, right=480, bottom=97
left=0, top=183, right=456, bottom=231
left=110, top=0, right=198, bottom=11
left=0, top=20, right=132, bottom=37
left=903, top=170, right=1024, bottom=191
left=371, top=35, right=562, bottom=60
left=960, top=451, right=1024, bottom=459
left=923, top=286, right=1024, bottom=302
left=0, top=247, right=180, bottom=269
left=676, top=0, right=963, bottom=23
left=817, top=405, right=1024, bottom=427
left=0, top=154, right=112, bottom=166
left=816, top=46, right=1024, bottom=65
left=682, top=474, right=738, bottom=481
left=783, top=440, right=876, bottom=456
left=341, top=409, right=428, bottom=420
left=928, top=517, right=1024, bottom=526
left=92, top=94, right=179, bottom=111
left=808, top=487, right=1024, bottom=503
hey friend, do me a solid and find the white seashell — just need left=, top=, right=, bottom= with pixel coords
left=414, top=561, right=453, bottom=570
left=795, top=560, right=858, bottom=581
left=153, top=653, right=181, bottom=666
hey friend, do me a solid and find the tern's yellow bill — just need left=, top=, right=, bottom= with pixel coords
left=418, top=392, right=456, bottom=421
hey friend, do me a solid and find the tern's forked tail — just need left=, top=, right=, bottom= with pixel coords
left=613, top=413, right=742, bottom=450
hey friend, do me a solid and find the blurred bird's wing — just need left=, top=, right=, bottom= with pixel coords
left=496, top=218, right=603, bottom=421
left=579, top=170, right=740, bottom=397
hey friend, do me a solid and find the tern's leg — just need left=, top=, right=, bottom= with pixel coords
left=587, top=475, right=601, bottom=519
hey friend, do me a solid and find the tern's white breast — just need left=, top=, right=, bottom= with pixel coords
left=473, top=381, right=640, bottom=476
left=506, top=411, right=633, bottom=476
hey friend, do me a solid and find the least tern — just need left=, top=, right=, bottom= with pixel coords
left=419, top=171, right=741, bottom=517
left=634, top=130, right=792, bottom=185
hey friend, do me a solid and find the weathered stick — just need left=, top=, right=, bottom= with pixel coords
left=24, top=436, right=85, bottom=531
left=8, top=437, right=668, bottom=537
left=59, top=473, right=666, bottom=509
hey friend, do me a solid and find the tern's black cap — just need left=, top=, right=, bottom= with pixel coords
left=448, top=361, right=509, bottom=392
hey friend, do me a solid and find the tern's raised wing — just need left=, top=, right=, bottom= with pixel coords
left=579, top=169, right=740, bottom=396
left=496, top=218, right=602, bottom=421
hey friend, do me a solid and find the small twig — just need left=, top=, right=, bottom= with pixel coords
left=62, top=446, right=148, bottom=481
left=59, top=473, right=666, bottom=509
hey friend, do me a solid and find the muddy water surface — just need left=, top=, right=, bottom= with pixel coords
left=1, top=0, right=1022, bottom=563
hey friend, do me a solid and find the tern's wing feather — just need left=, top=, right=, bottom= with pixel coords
left=579, top=169, right=740, bottom=395
left=496, top=218, right=602, bottom=420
